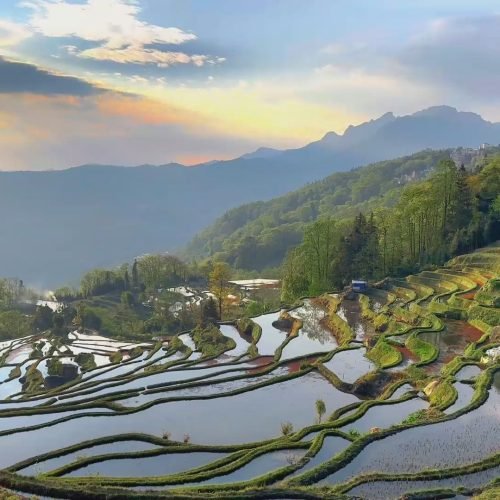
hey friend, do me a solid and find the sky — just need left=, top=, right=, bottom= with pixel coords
left=1, top=0, right=500, bottom=170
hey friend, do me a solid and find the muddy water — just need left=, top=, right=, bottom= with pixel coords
left=420, top=320, right=483, bottom=372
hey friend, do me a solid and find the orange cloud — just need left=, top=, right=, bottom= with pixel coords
left=176, top=154, right=226, bottom=166
left=20, top=94, right=83, bottom=107
left=96, top=94, right=196, bottom=126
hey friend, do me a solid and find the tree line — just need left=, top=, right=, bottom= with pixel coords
left=281, top=157, right=500, bottom=301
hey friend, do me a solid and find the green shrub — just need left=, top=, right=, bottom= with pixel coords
left=191, top=324, right=235, bottom=357
left=109, top=351, right=123, bottom=364
left=366, top=338, right=402, bottom=368
left=47, top=358, right=63, bottom=376
left=468, top=304, right=500, bottom=327
left=74, top=352, right=97, bottom=372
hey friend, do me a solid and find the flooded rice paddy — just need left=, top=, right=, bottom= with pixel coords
left=0, top=284, right=498, bottom=498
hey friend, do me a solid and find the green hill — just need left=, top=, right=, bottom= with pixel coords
left=185, top=149, right=457, bottom=270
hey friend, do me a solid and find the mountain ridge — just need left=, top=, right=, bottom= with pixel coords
left=1, top=105, right=499, bottom=286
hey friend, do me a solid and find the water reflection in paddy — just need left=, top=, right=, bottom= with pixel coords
left=341, top=397, right=427, bottom=433
left=336, top=298, right=374, bottom=341
left=19, top=440, right=161, bottom=475
left=323, top=348, right=376, bottom=383
left=179, top=449, right=306, bottom=485
left=455, top=364, right=481, bottom=380
left=321, top=372, right=500, bottom=484
left=290, top=436, right=350, bottom=477
left=348, top=464, right=500, bottom=500
left=219, top=325, right=251, bottom=357
left=388, top=384, right=415, bottom=400
left=251, top=311, right=287, bottom=356
left=58, top=363, right=253, bottom=404
left=445, top=382, right=475, bottom=415
left=118, top=367, right=289, bottom=407
left=283, top=301, right=337, bottom=360
left=66, top=451, right=227, bottom=478
left=0, top=372, right=358, bottom=468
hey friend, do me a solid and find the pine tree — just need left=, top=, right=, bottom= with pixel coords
left=124, top=269, right=130, bottom=290
left=131, top=260, right=139, bottom=289
left=452, top=165, right=473, bottom=230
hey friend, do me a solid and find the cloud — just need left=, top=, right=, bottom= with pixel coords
left=20, top=0, right=224, bottom=67
left=0, top=56, right=104, bottom=95
left=0, top=92, right=259, bottom=170
left=95, top=93, right=195, bottom=126
left=0, top=19, right=31, bottom=47
left=76, top=46, right=221, bottom=67
left=396, top=15, right=500, bottom=98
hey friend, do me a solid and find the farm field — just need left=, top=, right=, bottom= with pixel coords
left=0, top=247, right=498, bottom=499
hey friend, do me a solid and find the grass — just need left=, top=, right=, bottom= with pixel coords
left=366, top=338, right=402, bottom=368
left=468, top=304, right=500, bottom=328
left=427, top=379, right=457, bottom=411
left=474, top=485, right=500, bottom=499
left=405, top=333, right=438, bottom=365
left=327, top=310, right=354, bottom=346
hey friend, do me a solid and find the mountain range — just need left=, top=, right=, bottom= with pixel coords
left=2, top=105, right=500, bottom=287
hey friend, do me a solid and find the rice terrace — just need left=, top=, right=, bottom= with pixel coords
left=0, top=245, right=498, bottom=499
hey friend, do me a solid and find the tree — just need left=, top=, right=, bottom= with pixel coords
left=132, top=259, right=139, bottom=289
left=201, top=297, right=219, bottom=325
left=281, top=247, right=310, bottom=303
left=33, top=305, right=54, bottom=332
left=80, top=269, right=124, bottom=297
left=74, top=303, right=85, bottom=330
left=121, top=291, right=134, bottom=308
left=315, top=399, right=326, bottom=423
left=124, top=269, right=130, bottom=291
left=448, top=164, right=473, bottom=239
left=0, top=311, right=32, bottom=341
left=303, top=217, right=338, bottom=294
left=280, top=421, right=294, bottom=436
left=137, top=254, right=186, bottom=291
left=0, top=278, right=24, bottom=309
left=209, top=262, right=232, bottom=320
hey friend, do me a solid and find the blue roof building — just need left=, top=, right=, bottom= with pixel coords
left=352, top=280, right=368, bottom=292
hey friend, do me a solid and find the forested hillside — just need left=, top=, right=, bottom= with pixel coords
left=185, top=149, right=454, bottom=269
left=281, top=156, right=500, bottom=300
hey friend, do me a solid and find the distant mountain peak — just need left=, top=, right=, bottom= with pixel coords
left=343, top=111, right=396, bottom=137
left=320, top=130, right=341, bottom=141
left=412, top=105, right=459, bottom=117
left=239, top=146, right=282, bottom=160
left=410, top=105, right=489, bottom=125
